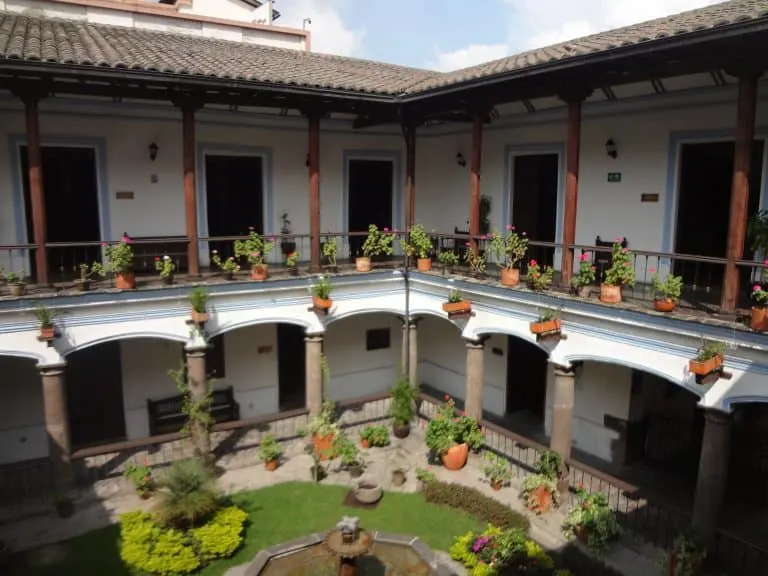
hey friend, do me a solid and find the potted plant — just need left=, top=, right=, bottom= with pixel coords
left=359, top=425, right=390, bottom=448
left=279, top=211, right=296, bottom=255
left=442, top=289, right=471, bottom=318
left=334, top=435, right=365, bottom=477
left=526, top=259, right=554, bottom=291
left=400, top=224, right=433, bottom=271
left=322, top=236, right=338, bottom=272
left=189, top=287, right=209, bottom=325
left=570, top=253, right=596, bottom=297
left=563, top=484, right=622, bottom=553
left=483, top=452, right=512, bottom=490
left=463, top=243, right=486, bottom=278
left=103, top=233, right=135, bottom=289
left=310, top=275, right=333, bottom=313
left=307, top=399, right=339, bottom=461
left=689, top=340, right=726, bottom=380
left=154, top=255, right=176, bottom=285
left=389, top=376, right=418, bottom=438
left=286, top=251, right=300, bottom=276
left=123, top=461, right=155, bottom=499
left=357, top=224, right=395, bottom=272
left=259, top=434, right=283, bottom=471
left=600, top=239, right=635, bottom=303
left=34, top=303, right=58, bottom=342
left=650, top=269, right=683, bottom=312
left=415, top=466, right=437, bottom=490
left=489, top=225, right=528, bottom=287
left=234, top=227, right=274, bottom=281
left=529, top=309, right=561, bottom=338
left=750, top=264, right=768, bottom=331
left=663, top=531, right=706, bottom=576
left=74, top=263, right=99, bottom=292
left=5, top=271, right=26, bottom=297
left=437, top=250, right=459, bottom=275
left=425, top=395, right=484, bottom=471
left=211, top=250, right=240, bottom=280
left=520, top=450, right=563, bottom=514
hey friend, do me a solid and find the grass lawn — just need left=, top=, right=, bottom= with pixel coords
left=17, top=482, right=483, bottom=576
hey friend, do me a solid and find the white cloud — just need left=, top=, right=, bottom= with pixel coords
left=430, top=0, right=721, bottom=71
left=275, top=0, right=366, bottom=57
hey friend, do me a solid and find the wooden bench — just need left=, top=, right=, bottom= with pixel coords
left=147, top=386, right=240, bottom=436
left=593, top=236, right=628, bottom=280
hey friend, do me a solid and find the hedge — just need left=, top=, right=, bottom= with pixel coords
left=422, top=481, right=530, bottom=533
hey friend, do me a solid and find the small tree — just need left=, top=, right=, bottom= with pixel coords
left=169, top=363, right=214, bottom=469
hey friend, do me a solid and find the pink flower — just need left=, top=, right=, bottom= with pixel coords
left=506, top=224, right=513, bottom=231
left=480, top=235, right=487, bottom=240
left=465, top=241, right=471, bottom=247
left=624, top=261, right=631, bottom=267
left=393, top=228, right=399, bottom=233
left=764, top=259, right=768, bottom=266
left=252, top=251, right=260, bottom=257
left=521, top=231, right=527, bottom=236
left=248, top=226, right=254, bottom=231
left=754, top=285, right=762, bottom=292
left=615, top=236, right=622, bottom=243
left=154, top=256, right=160, bottom=261
left=121, top=233, right=132, bottom=244
left=530, top=259, right=537, bottom=267
left=621, top=248, right=628, bottom=253
left=101, top=242, right=108, bottom=247
left=383, top=227, right=390, bottom=232
left=648, top=267, right=656, bottom=274
left=579, top=253, right=589, bottom=262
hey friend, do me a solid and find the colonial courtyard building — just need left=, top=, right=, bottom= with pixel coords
left=0, top=0, right=767, bottom=571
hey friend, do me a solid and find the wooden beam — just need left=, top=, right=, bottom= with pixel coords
left=559, top=92, right=587, bottom=283
left=468, top=113, right=483, bottom=253
left=308, top=114, right=321, bottom=271
left=722, top=74, right=759, bottom=310
left=21, top=91, right=49, bottom=285
left=181, top=102, right=202, bottom=276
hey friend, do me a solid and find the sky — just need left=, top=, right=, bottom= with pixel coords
left=274, top=0, right=722, bottom=71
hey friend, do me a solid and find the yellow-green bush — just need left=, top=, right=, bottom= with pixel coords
left=119, top=506, right=247, bottom=575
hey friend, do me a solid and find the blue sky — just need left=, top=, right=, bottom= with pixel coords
left=276, top=0, right=720, bottom=71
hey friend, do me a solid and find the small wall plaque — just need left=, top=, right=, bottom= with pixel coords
left=607, top=172, right=622, bottom=183
left=115, top=190, right=134, bottom=200
left=641, top=193, right=659, bottom=203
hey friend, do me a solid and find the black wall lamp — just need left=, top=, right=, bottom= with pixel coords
left=305, top=153, right=310, bottom=167
left=148, top=142, right=159, bottom=162
left=605, top=139, right=617, bottom=159
left=456, top=152, right=466, bottom=167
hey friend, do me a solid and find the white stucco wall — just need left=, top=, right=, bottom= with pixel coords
left=0, top=356, right=46, bottom=465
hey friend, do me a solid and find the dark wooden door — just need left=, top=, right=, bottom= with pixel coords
left=505, top=337, right=548, bottom=420
left=278, top=324, right=306, bottom=411
left=348, top=159, right=394, bottom=258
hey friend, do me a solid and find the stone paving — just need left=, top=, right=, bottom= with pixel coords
left=3, top=428, right=660, bottom=576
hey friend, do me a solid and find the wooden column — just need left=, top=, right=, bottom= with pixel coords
left=308, top=115, right=321, bottom=271
left=23, top=93, right=49, bottom=285
left=550, top=364, right=576, bottom=491
left=468, top=113, right=483, bottom=252
left=560, top=98, right=584, bottom=283
left=182, top=103, right=201, bottom=277
left=40, top=365, right=73, bottom=491
left=722, top=74, right=759, bottom=311
left=404, top=124, right=416, bottom=229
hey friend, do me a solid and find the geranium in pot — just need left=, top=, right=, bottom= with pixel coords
left=519, top=450, right=563, bottom=514
left=400, top=224, right=433, bottom=271
left=307, top=399, right=339, bottom=461
left=689, top=340, right=726, bottom=382
left=123, top=461, right=155, bottom=499
left=285, top=251, right=300, bottom=276
left=600, top=239, right=635, bottom=303
left=437, top=250, right=459, bottom=275
left=425, top=395, right=484, bottom=471
left=442, top=289, right=471, bottom=318
left=211, top=250, right=240, bottom=280
left=234, top=227, right=274, bottom=281
left=563, top=484, right=622, bottom=553
left=258, top=433, right=283, bottom=471
left=189, top=287, right=209, bottom=325
left=322, top=236, right=338, bottom=272
left=154, top=255, right=176, bottom=285
left=359, top=424, right=390, bottom=448
left=526, top=259, right=554, bottom=291
left=650, top=268, right=683, bottom=312
left=489, top=225, right=528, bottom=287
left=357, top=224, right=395, bottom=271
left=102, top=234, right=135, bottom=289
left=483, top=452, right=512, bottom=490
left=570, top=253, right=596, bottom=297
left=529, top=309, right=561, bottom=339
left=750, top=271, right=768, bottom=332
left=310, top=275, right=333, bottom=313
left=662, top=531, right=706, bottom=576
left=34, top=304, right=58, bottom=342
left=389, top=376, right=418, bottom=438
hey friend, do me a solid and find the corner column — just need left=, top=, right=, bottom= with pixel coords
left=692, top=408, right=731, bottom=539
left=40, top=364, right=73, bottom=490
left=179, top=99, right=202, bottom=277
left=185, top=345, right=211, bottom=461
left=305, top=334, right=323, bottom=417
left=468, top=113, right=483, bottom=252
left=308, top=114, right=321, bottom=271
left=23, top=92, right=49, bottom=285
left=722, top=73, right=760, bottom=310
left=401, top=319, right=419, bottom=386
left=550, top=364, right=576, bottom=490
left=464, top=339, right=485, bottom=421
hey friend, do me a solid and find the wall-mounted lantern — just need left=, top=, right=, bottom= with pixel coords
left=148, top=142, right=159, bottom=162
left=456, top=152, right=466, bottom=167
left=605, top=139, right=618, bottom=159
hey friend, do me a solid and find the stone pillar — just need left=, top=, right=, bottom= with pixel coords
left=185, top=345, right=211, bottom=461
left=305, top=334, right=323, bottom=417
left=464, top=339, right=485, bottom=421
left=401, top=320, right=419, bottom=386
left=550, top=364, right=576, bottom=490
left=692, top=408, right=731, bottom=539
left=40, top=364, right=73, bottom=490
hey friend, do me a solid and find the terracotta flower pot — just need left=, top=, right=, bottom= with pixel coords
left=441, top=442, right=469, bottom=471
left=39, top=326, right=56, bottom=341
left=416, top=258, right=432, bottom=272
left=312, top=295, right=333, bottom=311
left=264, top=459, right=278, bottom=471
left=490, top=480, right=503, bottom=491
left=190, top=311, right=209, bottom=324
left=599, top=283, right=621, bottom=303
left=251, top=265, right=269, bottom=281
left=356, top=257, right=372, bottom=272
left=750, top=307, right=768, bottom=332
left=689, top=354, right=723, bottom=377
left=500, top=267, right=520, bottom=287
left=360, top=439, right=370, bottom=449
left=115, top=271, right=136, bottom=290
left=530, top=485, right=552, bottom=513
left=313, top=433, right=336, bottom=461
left=9, top=283, right=25, bottom=297
left=530, top=318, right=561, bottom=335
left=654, top=298, right=677, bottom=313
left=442, top=300, right=471, bottom=316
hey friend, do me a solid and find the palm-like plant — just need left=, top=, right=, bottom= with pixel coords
left=154, top=459, right=219, bottom=528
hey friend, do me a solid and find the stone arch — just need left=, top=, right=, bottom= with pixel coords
left=62, top=331, right=189, bottom=357
left=207, top=316, right=318, bottom=338
left=0, top=348, right=47, bottom=364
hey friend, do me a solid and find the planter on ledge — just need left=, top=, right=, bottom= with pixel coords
left=599, top=284, right=621, bottom=304
left=190, top=311, right=209, bottom=325
left=529, top=318, right=562, bottom=340
left=653, top=298, right=677, bottom=313
left=689, top=354, right=724, bottom=384
left=442, top=300, right=472, bottom=319
left=500, top=267, right=520, bottom=287
left=751, top=307, right=768, bottom=332
left=312, top=296, right=333, bottom=314
left=38, top=325, right=57, bottom=343
left=416, top=258, right=432, bottom=272
left=251, top=265, right=269, bottom=281
left=355, top=257, right=372, bottom=272
left=115, top=271, right=136, bottom=290
left=441, top=442, right=469, bottom=471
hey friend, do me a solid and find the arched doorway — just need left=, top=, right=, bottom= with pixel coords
left=414, top=315, right=464, bottom=403
left=504, top=336, right=549, bottom=433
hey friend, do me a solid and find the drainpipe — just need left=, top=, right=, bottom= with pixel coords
left=403, top=243, right=411, bottom=382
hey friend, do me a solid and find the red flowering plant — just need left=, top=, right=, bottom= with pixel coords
left=526, top=259, right=553, bottom=291
left=234, top=227, right=274, bottom=268
left=603, top=239, right=635, bottom=287
left=562, top=483, right=622, bottom=554
left=752, top=259, right=768, bottom=309
left=154, top=255, right=176, bottom=280
left=489, top=225, right=528, bottom=270
left=570, top=252, right=596, bottom=289
left=425, top=395, right=484, bottom=455
left=95, top=233, right=134, bottom=276
left=450, top=525, right=556, bottom=575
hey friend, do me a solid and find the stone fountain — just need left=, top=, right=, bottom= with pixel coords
left=324, top=516, right=373, bottom=576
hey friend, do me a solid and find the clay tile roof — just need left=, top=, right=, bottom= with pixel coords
left=0, top=0, right=766, bottom=97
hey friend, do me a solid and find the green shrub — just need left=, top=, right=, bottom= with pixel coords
left=449, top=525, right=554, bottom=576
left=120, top=506, right=247, bottom=575
left=155, top=459, right=219, bottom=528
left=422, top=481, right=530, bottom=532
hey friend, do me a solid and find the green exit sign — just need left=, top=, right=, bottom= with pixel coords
left=607, top=172, right=622, bottom=183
